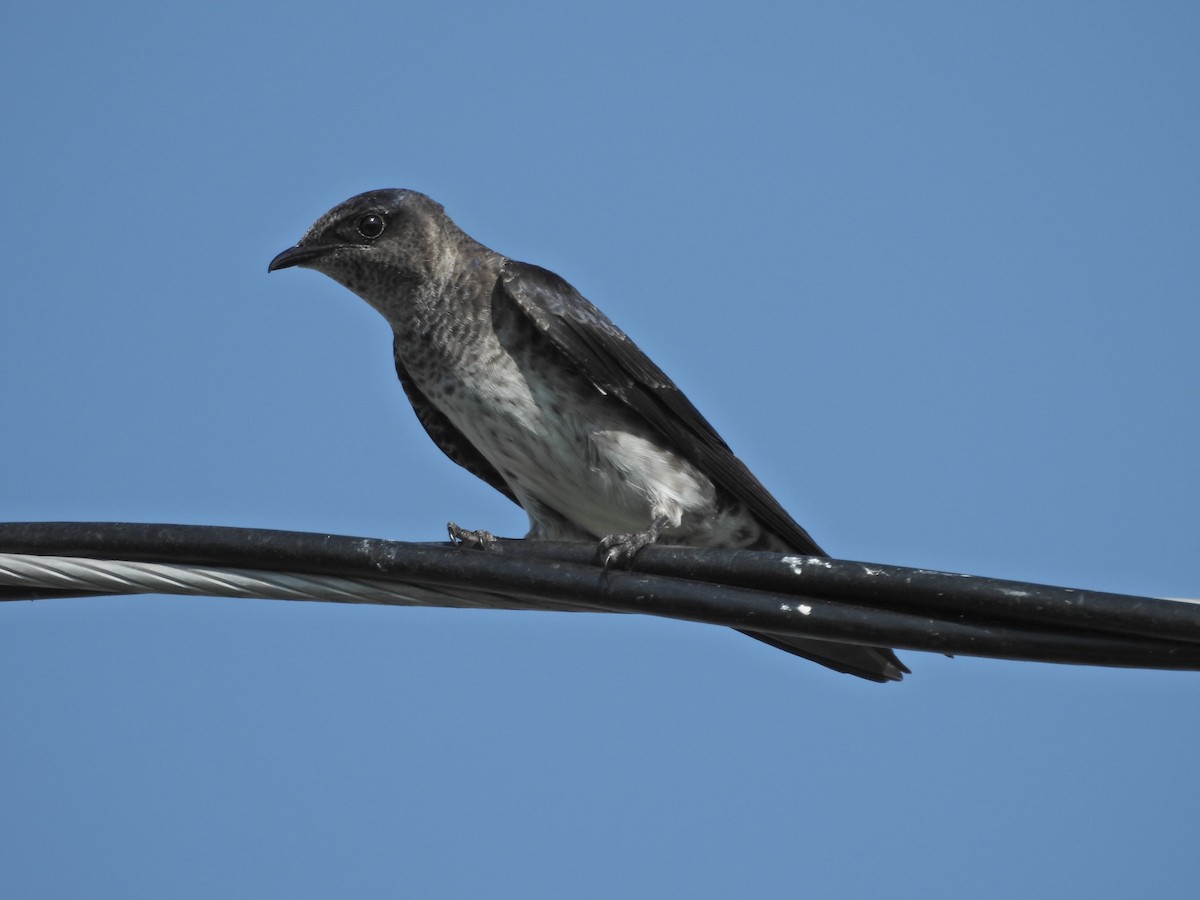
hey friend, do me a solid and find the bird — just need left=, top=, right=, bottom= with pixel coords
left=269, top=189, right=908, bottom=682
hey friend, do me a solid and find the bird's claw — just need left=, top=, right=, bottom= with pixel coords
left=597, top=530, right=657, bottom=568
left=447, top=522, right=498, bottom=550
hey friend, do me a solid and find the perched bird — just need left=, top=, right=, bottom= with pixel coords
left=269, top=189, right=907, bottom=682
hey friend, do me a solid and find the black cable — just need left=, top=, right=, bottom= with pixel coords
left=1, top=522, right=1197, bottom=672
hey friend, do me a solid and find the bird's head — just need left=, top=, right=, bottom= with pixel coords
left=268, top=189, right=470, bottom=318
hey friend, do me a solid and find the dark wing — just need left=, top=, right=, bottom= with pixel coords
left=392, top=336, right=519, bottom=505
left=498, top=260, right=824, bottom=555
left=498, top=262, right=907, bottom=682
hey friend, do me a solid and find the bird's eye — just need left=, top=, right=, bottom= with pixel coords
left=357, top=213, right=387, bottom=239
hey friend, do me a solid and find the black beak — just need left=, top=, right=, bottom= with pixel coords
left=267, top=243, right=341, bottom=272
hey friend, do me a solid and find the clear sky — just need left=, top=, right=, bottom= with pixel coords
left=2, top=2, right=1197, bottom=897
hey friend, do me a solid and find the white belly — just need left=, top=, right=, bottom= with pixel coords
left=442, top=357, right=716, bottom=538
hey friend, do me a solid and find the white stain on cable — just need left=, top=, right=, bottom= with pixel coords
left=778, top=602, right=813, bottom=616
left=781, top=556, right=806, bottom=575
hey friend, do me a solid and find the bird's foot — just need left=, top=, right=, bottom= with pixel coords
left=447, top=522, right=498, bottom=550
left=596, top=515, right=670, bottom=568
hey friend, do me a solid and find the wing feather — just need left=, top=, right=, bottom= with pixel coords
left=498, top=261, right=824, bottom=556
left=497, top=262, right=907, bottom=681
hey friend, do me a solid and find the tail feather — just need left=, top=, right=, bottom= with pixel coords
left=742, top=531, right=909, bottom=682
left=739, top=629, right=909, bottom=683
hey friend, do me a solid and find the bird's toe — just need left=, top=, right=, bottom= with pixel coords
left=597, top=530, right=656, bottom=567
left=447, top=522, right=498, bottom=550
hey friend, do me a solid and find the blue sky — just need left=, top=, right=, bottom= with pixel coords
left=2, top=2, right=1197, bottom=897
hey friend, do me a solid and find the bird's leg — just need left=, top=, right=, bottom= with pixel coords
left=597, top=514, right=672, bottom=568
left=447, top=521, right=498, bottom=550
